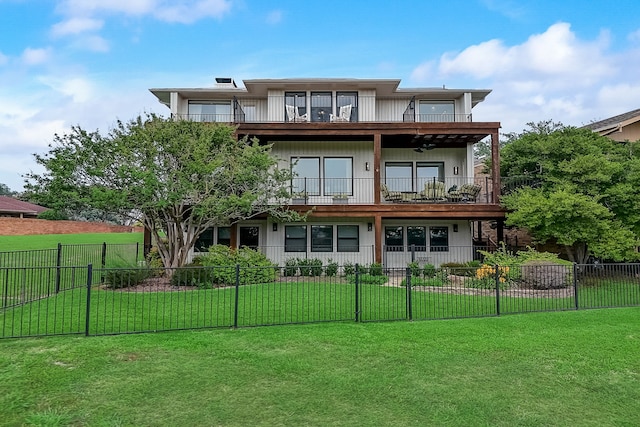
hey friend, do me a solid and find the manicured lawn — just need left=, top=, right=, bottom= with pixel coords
left=1, top=308, right=639, bottom=426
left=0, top=232, right=144, bottom=252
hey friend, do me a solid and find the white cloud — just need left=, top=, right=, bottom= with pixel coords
left=21, top=47, right=52, bottom=66
left=628, top=28, right=640, bottom=43
left=0, top=51, right=8, bottom=66
left=266, top=10, right=283, bottom=25
left=71, top=35, right=110, bottom=52
left=51, top=17, right=104, bottom=37
left=56, top=0, right=232, bottom=23
left=409, top=61, right=435, bottom=83
left=38, top=76, right=96, bottom=103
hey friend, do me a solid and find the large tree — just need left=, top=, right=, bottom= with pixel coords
left=25, top=115, right=302, bottom=268
left=500, top=122, right=640, bottom=263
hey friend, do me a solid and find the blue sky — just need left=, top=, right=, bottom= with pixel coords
left=1, top=0, right=640, bottom=191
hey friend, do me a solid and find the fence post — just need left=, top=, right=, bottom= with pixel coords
left=85, top=264, right=93, bottom=336
left=100, top=243, right=107, bottom=284
left=55, top=243, right=62, bottom=293
left=354, top=263, right=360, bottom=322
left=495, top=264, right=501, bottom=316
left=233, top=264, right=240, bottom=328
left=573, top=263, right=579, bottom=310
left=406, top=266, right=413, bottom=321
left=135, top=242, right=140, bottom=263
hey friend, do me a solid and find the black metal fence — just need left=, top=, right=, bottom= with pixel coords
left=1, top=262, right=639, bottom=339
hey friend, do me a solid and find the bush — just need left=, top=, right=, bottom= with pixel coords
left=104, top=261, right=151, bottom=289
left=520, top=260, right=572, bottom=289
left=346, top=273, right=388, bottom=285
left=342, top=261, right=355, bottom=276
left=284, top=258, right=299, bottom=276
left=324, top=259, right=338, bottom=277
left=193, top=245, right=276, bottom=286
left=170, top=267, right=214, bottom=288
left=37, top=209, right=69, bottom=220
left=368, top=262, right=383, bottom=276
left=422, top=263, right=436, bottom=278
left=408, top=261, right=421, bottom=277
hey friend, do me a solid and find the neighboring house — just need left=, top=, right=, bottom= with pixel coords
left=0, top=196, right=47, bottom=218
left=582, top=108, right=640, bottom=142
left=149, top=77, right=505, bottom=267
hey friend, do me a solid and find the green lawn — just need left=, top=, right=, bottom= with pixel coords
left=1, top=308, right=639, bottom=426
left=2, top=278, right=638, bottom=338
left=0, top=232, right=144, bottom=252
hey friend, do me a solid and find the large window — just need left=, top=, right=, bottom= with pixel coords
left=239, top=226, right=259, bottom=250
left=385, top=162, right=413, bottom=192
left=407, top=226, right=427, bottom=251
left=417, top=162, right=444, bottom=189
left=194, top=228, right=214, bottom=252
left=385, top=226, right=404, bottom=251
left=311, top=92, right=332, bottom=122
left=311, top=225, right=333, bottom=252
left=188, top=101, right=231, bottom=122
left=337, top=225, right=359, bottom=252
left=285, top=92, right=307, bottom=119
left=336, top=91, right=358, bottom=122
left=291, top=157, right=320, bottom=195
left=324, top=157, right=353, bottom=195
left=217, top=227, right=231, bottom=246
left=285, top=225, right=307, bottom=252
left=418, top=101, right=455, bottom=122
left=430, top=226, right=449, bottom=252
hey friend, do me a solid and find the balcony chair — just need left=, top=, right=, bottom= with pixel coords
left=380, top=183, right=403, bottom=202
left=418, top=181, right=447, bottom=202
left=330, top=104, right=352, bottom=122
left=447, top=183, right=482, bottom=202
left=286, top=104, right=309, bottom=122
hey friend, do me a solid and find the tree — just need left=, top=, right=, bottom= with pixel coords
left=25, top=115, right=303, bottom=268
left=0, top=183, right=13, bottom=196
left=500, top=122, right=640, bottom=263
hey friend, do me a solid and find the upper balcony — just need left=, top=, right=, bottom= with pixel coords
left=173, top=95, right=475, bottom=124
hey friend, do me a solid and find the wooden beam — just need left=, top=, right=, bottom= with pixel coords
left=491, top=130, right=501, bottom=203
left=374, top=134, right=381, bottom=205
left=374, top=215, right=382, bottom=264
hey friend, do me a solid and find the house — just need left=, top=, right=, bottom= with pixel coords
left=582, top=108, right=640, bottom=142
left=149, top=77, right=505, bottom=267
left=0, top=196, right=47, bottom=218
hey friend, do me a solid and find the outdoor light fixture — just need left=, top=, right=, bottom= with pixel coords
left=453, top=224, right=458, bottom=232
left=365, top=162, right=370, bottom=171
left=367, top=222, right=373, bottom=232
left=272, top=223, right=278, bottom=232
left=453, top=166, right=459, bottom=175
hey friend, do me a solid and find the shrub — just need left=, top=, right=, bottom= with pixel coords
left=298, top=258, right=313, bottom=276
left=342, top=262, right=355, bottom=276
left=368, top=262, right=383, bottom=276
left=346, top=273, right=388, bottom=285
left=408, top=261, right=421, bottom=277
left=284, top=258, right=299, bottom=276
left=170, top=267, right=214, bottom=288
left=520, top=260, right=572, bottom=289
left=104, top=261, right=151, bottom=289
left=37, top=209, right=69, bottom=220
left=422, top=263, right=436, bottom=278
left=324, top=259, right=338, bottom=277
left=193, top=245, right=276, bottom=285
left=467, top=264, right=510, bottom=290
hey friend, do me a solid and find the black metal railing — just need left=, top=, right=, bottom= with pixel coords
left=1, top=262, right=639, bottom=339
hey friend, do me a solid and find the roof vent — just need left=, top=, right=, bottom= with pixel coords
left=215, top=77, right=237, bottom=88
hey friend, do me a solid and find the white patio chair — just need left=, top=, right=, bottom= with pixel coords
left=286, top=104, right=309, bottom=122
left=330, top=104, right=352, bottom=122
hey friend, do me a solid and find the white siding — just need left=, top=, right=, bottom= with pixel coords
left=267, top=89, right=285, bottom=122
left=376, top=98, right=411, bottom=122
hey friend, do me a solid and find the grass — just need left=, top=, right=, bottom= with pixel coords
left=0, top=232, right=144, bottom=252
left=0, top=308, right=639, bottom=426
left=2, top=278, right=638, bottom=338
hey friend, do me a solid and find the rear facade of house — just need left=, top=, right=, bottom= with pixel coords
left=150, top=77, right=505, bottom=268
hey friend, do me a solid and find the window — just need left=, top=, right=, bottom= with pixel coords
left=285, top=92, right=307, bottom=118
left=337, top=225, right=359, bottom=252
left=407, top=226, right=427, bottom=251
left=416, top=162, right=444, bottom=189
left=385, top=162, right=413, bottom=192
left=239, top=226, right=259, bottom=250
left=311, top=92, right=332, bottom=122
left=430, top=226, right=449, bottom=252
left=285, top=226, right=307, bottom=252
left=188, top=101, right=231, bottom=122
left=324, top=157, right=353, bottom=195
left=336, top=92, right=358, bottom=122
left=385, top=226, right=404, bottom=251
left=194, top=228, right=214, bottom=252
left=217, top=227, right=231, bottom=246
left=291, top=157, right=320, bottom=195
left=418, top=101, right=455, bottom=122
left=311, top=225, right=333, bottom=252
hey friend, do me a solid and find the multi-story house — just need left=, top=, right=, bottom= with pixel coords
left=150, top=77, right=505, bottom=268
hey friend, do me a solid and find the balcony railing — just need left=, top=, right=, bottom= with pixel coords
left=287, top=176, right=496, bottom=206
left=175, top=96, right=476, bottom=124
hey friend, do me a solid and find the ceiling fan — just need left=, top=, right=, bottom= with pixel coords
left=414, top=143, right=437, bottom=153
